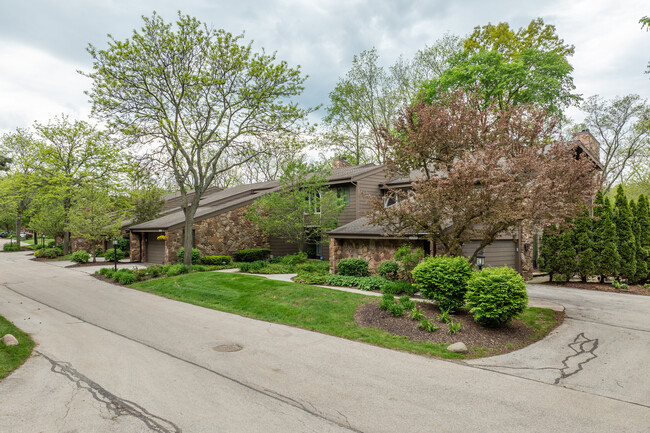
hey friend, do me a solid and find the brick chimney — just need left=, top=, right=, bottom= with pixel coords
left=572, top=130, right=601, bottom=164
left=333, top=156, right=351, bottom=169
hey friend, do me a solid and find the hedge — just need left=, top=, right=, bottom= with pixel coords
left=234, top=248, right=271, bottom=262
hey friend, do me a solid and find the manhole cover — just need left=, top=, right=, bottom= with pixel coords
left=213, top=344, right=243, bottom=352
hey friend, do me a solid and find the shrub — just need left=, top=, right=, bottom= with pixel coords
left=98, top=267, right=113, bottom=277
left=395, top=244, right=425, bottom=281
left=146, top=265, right=163, bottom=278
left=356, top=276, right=390, bottom=291
left=114, top=269, right=136, bottom=285
left=281, top=252, right=308, bottom=265
left=116, top=237, right=130, bottom=253
left=399, top=296, right=416, bottom=310
left=104, top=248, right=126, bottom=262
left=134, top=268, right=148, bottom=281
left=38, top=247, right=63, bottom=259
left=296, top=261, right=330, bottom=274
left=294, top=272, right=329, bottom=285
left=253, top=263, right=294, bottom=274
left=190, top=265, right=207, bottom=272
left=238, top=260, right=268, bottom=273
left=46, top=240, right=56, bottom=248
left=382, top=281, right=417, bottom=296
left=70, top=250, right=91, bottom=264
left=412, top=255, right=472, bottom=312
left=177, top=248, right=201, bottom=265
left=233, top=248, right=271, bottom=262
left=387, top=303, right=404, bottom=317
left=200, top=255, right=232, bottom=265
left=465, top=266, right=528, bottom=327
left=3, top=244, right=20, bottom=252
left=166, top=264, right=190, bottom=277
left=33, top=244, right=45, bottom=250
left=94, top=246, right=105, bottom=257
left=377, top=260, right=400, bottom=280
left=379, top=293, right=395, bottom=310
left=326, top=274, right=363, bottom=287
left=337, top=258, right=370, bottom=277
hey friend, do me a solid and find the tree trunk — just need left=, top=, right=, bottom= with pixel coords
left=14, top=214, right=21, bottom=248
left=64, top=231, right=71, bottom=255
left=182, top=207, right=197, bottom=266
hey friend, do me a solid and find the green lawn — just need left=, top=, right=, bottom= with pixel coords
left=0, top=315, right=35, bottom=379
left=132, top=272, right=465, bottom=359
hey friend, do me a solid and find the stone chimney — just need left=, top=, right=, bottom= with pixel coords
left=333, top=156, right=351, bottom=169
left=572, top=129, right=601, bottom=164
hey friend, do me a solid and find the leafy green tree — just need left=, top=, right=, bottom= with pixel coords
left=129, top=187, right=165, bottom=226
left=593, top=194, right=620, bottom=282
left=0, top=155, right=10, bottom=171
left=613, top=185, right=637, bottom=281
left=425, top=18, right=578, bottom=115
left=29, top=199, right=66, bottom=241
left=633, top=194, right=650, bottom=282
left=0, top=128, right=42, bottom=247
left=538, top=226, right=561, bottom=282
left=84, top=12, right=309, bottom=266
left=34, top=115, right=125, bottom=254
left=248, top=161, right=345, bottom=253
left=573, top=208, right=596, bottom=282
left=68, top=186, right=124, bottom=262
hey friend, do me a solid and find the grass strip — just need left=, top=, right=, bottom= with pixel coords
left=0, top=315, right=35, bottom=379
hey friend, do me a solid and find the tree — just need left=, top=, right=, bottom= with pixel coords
left=84, top=12, right=309, bottom=265
left=370, top=89, right=598, bottom=263
left=247, top=161, right=344, bottom=253
left=593, top=194, right=620, bottom=282
left=67, top=186, right=124, bottom=262
left=634, top=194, right=650, bottom=283
left=557, top=231, right=577, bottom=281
left=425, top=18, right=579, bottom=116
left=29, top=199, right=66, bottom=241
left=614, top=185, right=637, bottom=281
left=578, top=94, right=650, bottom=193
left=538, top=226, right=561, bottom=282
left=0, top=155, right=10, bottom=171
left=34, top=115, right=125, bottom=254
left=0, top=128, right=41, bottom=247
left=641, top=16, right=650, bottom=75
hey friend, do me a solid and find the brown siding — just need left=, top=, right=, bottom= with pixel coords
left=461, top=240, right=517, bottom=270
left=147, top=233, right=166, bottom=264
left=354, top=170, right=388, bottom=217
left=269, top=236, right=300, bottom=258
left=336, top=184, right=357, bottom=225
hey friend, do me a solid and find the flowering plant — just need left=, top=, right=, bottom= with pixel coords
left=157, top=235, right=166, bottom=241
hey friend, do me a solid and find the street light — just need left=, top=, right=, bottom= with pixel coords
left=112, top=237, right=118, bottom=271
left=476, top=252, right=485, bottom=271
left=41, top=234, right=45, bottom=248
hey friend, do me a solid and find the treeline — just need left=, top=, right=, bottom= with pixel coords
left=539, top=186, right=650, bottom=284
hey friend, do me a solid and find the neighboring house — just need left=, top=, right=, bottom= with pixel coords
left=127, top=160, right=388, bottom=264
left=329, top=131, right=603, bottom=278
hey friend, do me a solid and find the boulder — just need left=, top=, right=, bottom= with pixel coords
left=2, top=334, right=19, bottom=346
left=447, top=342, right=468, bottom=353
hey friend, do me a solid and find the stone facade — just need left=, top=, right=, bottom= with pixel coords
left=329, top=237, right=427, bottom=274
left=162, top=207, right=269, bottom=263
left=130, top=232, right=142, bottom=262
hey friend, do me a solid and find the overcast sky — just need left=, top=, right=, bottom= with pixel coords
left=1, top=0, right=649, bottom=135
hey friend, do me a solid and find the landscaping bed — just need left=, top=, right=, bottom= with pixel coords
left=356, top=302, right=562, bottom=357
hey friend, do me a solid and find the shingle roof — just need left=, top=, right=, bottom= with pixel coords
left=328, top=216, right=389, bottom=237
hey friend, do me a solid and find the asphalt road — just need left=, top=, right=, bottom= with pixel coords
left=0, top=247, right=648, bottom=432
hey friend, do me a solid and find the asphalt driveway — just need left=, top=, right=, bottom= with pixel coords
left=0, top=248, right=648, bottom=432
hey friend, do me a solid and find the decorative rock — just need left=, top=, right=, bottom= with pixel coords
left=2, top=334, right=19, bottom=346
left=447, top=342, right=468, bottom=353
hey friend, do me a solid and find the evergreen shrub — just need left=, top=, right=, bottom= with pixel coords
left=337, top=258, right=369, bottom=277
left=465, top=266, right=528, bottom=327
left=412, top=255, right=472, bottom=312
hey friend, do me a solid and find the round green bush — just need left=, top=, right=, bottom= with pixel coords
left=465, top=266, right=528, bottom=327
left=104, top=248, right=126, bottom=262
left=146, top=265, right=162, bottom=278
left=377, top=260, right=400, bottom=280
left=412, top=255, right=473, bottom=312
left=115, top=269, right=136, bottom=285
left=337, top=258, right=369, bottom=277
left=3, top=243, right=21, bottom=252
left=177, top=248, right=201, bottom=264
left=70, top=250, right=91, bottom=264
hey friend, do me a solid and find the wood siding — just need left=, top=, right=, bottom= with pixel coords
left=146, top=233, right=166, bottom=264
left=355, top=170, right=387, bottom=217
left=461, top=240, right=517, bottom=270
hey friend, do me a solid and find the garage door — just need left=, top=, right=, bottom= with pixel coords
left=147, top=233, right=166, bottom=264
left=462, top=240, right=517, bottom=270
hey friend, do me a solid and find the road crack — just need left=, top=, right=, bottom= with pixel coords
left=38, top=351, right=181, bottom=433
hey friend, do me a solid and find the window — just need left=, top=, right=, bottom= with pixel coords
left=305, top=191, right=321, bottom=215
left=336, top=187, right=350, bottom=206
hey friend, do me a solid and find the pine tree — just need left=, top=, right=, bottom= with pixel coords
left=557, top=231, right=577, bottom=281
left=613, top=185, right=636, bottom=282
left=594, top=196, right=620, bottom=282
left=573, top=208, right=596, bottom=282
left=539, top=226, right=561, bottom=282
left=633, top=194, right=650, bottom=283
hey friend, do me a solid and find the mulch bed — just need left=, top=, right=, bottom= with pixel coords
left=546, top=281, right=650, bottom=296
left=355, top=301, right=563, bottom=357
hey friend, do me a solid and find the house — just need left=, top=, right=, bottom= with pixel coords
left=329, top=130, right=603, bottom=279
left=127, top=160, right=388, bottom=264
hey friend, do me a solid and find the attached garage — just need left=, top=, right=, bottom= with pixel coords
left=146, top=233, right=166, bottom=264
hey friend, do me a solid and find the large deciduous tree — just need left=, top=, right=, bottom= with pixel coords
left=578, top=94, right=650, bottom=193
left=371, top=89, right=599, bottom=263
left=83, top=12, right=309, bottom=265
left=425, top=18, right=579, bottom=116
